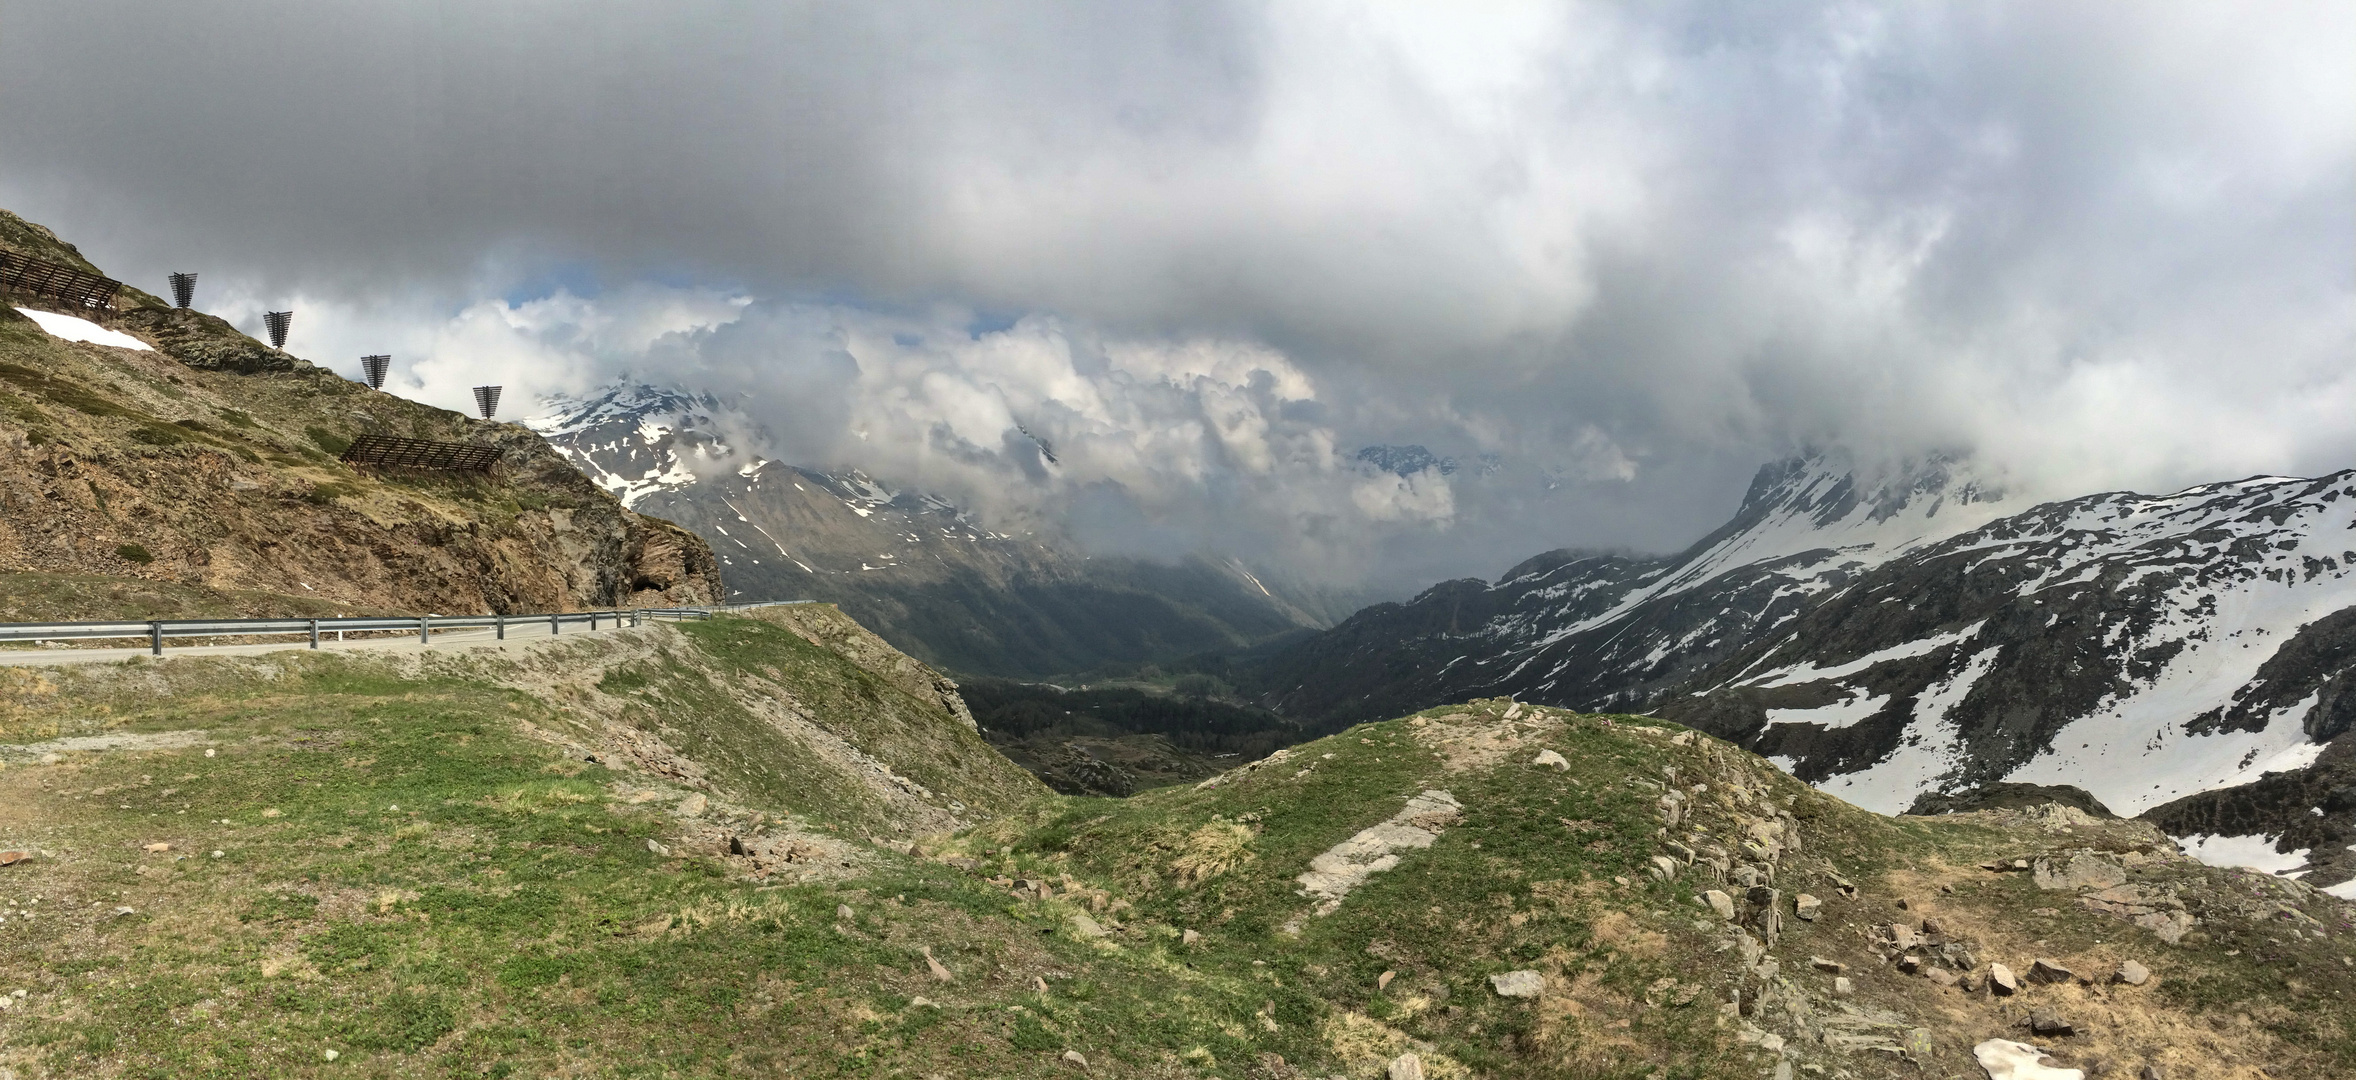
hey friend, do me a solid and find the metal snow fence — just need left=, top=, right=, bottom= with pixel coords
left=472, top=385, right=502, bottom=419
left=0, top=601, right=807, bottom=656
left=0, top=249, right=122, bottom=311
left=263, top=310, right=292, bottom=349
left=360, top=354, right=390, bottom=389
left=169, top=273, right=197, bottom=309
left=340, top=432, right=502, bottom=472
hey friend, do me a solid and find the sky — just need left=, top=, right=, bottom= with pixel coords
left=3, top=1, right=2350, bottom=594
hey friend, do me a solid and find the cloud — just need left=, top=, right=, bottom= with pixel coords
left=2, top=1, right=2349, bottom=590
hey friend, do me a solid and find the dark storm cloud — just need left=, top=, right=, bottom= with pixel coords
left=3, top=1, right=2349, bottom=590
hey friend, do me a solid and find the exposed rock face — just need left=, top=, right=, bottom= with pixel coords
left=0, top=208, right=720, bottom=617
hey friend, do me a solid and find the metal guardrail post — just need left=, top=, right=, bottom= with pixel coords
left=150, top=621, right=162, bottom=656
left=550, top=614, right=559, bottom=636
left=309, top=619, right=319, bottom=649
left=496, top=614, right=505, bottom=640
left=419, top=616, right=430, bottom=645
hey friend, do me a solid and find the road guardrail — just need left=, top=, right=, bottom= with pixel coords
left=0, top=600, right=808, bottom=656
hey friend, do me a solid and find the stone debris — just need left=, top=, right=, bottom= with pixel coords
left=1810, top=956, right=1846, bottom=974
left=1181, top=928, right=1201, bottom=946
left=676, top=793, right=708, bottom=817
left=923, top=947, right=953, bottom=982
left=2027, top=1011, right=2076, bottom=1037
left=2026, top=959, right=2075, bottom=985
left=1989, top=963, right=2019, bottom=995
left=1793, top=893, right=1821, bottom=921
left=645, top=839, right=671, bottom=856
left=0, top=851, right=29, bottom=867
left=1532, top=749, right=1568, bottom=770
left=1703, top=889, right=1737, bottom=920
left=1377, top=970, right=1395, bottom=990
left=1294, top=790, right=1461, bottom=917
left=1925, top=968, right=1960, bottom=988
left=837, top=905, right=855, bottom=920
left=1067, top=913, right=1108, bottom=939
left=2113, top=960, right=2150, bottom=986
left=1833, top=976, right=1853, bottom=997
left=1648, top=855, right=1680, bottom=881
left=1488, top=970, right=1544, bottom=998
left=1061, top=1049, right=1088, bottom=1069
left=1972, top=1039, right=2082, bottom=1080
left=141, top=842, right=169, bottom=853
left=1387, top=1051, right=1425, bottom=1080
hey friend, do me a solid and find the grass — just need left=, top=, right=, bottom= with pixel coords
left=5, top=628, right=2356, bottom=1078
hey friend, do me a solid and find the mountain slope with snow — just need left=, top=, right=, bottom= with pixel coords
left=528, top=384, right=1336, bottom=676
left=1250, top=456, right=2356, bottom=889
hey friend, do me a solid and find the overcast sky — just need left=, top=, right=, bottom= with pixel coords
left=4, top=1, right=2350, bottom=593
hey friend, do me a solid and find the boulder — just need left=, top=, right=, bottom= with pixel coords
left=1532, top=749, right=1569, bottom=771
left=2113, top=960, right=2151, bottom=986
left=1833, top=976, right=1853, bottom=997
left=1810, top=956, right=1846, bottom=973
left=2027, top=959, right=2075, bottom=985
left=2028, top=1010, right=2076, bottom=1036
left=1703, top=889, right=1737, bottom=921
left=1989, top=963, right=2019, bottom=995
left=1387, top=1052, right=1425, bottom=1080
left=1972, top=1039, right=2084, bottom=1080
left=1793, top=893, right=1821, bottom=921
left=1062, top=1049, right=1089, bottom=1069
left=1489, top=970, right=1545, bottom=998
left=677, top=793, right=708, bottom=817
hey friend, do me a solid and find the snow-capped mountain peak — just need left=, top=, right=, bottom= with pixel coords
left=525, top=385, right=744, bottom=508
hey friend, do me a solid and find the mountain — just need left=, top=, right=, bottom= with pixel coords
left=1250, top=455, right=2356, bottom=892
left=527, top=384, right=1342, bottom=677
left=0, top=208, right=719, bottom=619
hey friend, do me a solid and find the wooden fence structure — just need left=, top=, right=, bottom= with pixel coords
left=340, top=433, right=503, bottom=472
left=0, top=250, right=122, bottom=311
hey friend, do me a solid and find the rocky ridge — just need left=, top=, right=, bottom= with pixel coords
left=0, top=208, right=719, bottom=619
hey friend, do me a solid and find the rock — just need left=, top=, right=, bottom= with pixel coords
left=1068, top=913, right=1108, bottom=938
left=1889, top=923, right=1924, bottom=950
left=837, top=905, right=855, bottom=920
left=142, top=842, right=169, bottom=853
left=1489, top=970, right=1545, bottom=998
left=2028, top=1010, right=2076, bottom=1037
left=1532, top=749, right=1569, bottom=770
left=1181, top=929, right=1201, bottom=946
left=1062, top=1049, right=1088, bottom=1069
left=1898, top=955, right=1922, bottom=974
left=1387, top=1052, right=1425, bottom=1080
left=111, top=906, right=135, bottom=917
left=2027, top=958, right=2075, bottom=984
left=1035, top=976, right=1050, bottom=993
left=38, top=753, right=60, bottom=766
left=1648, top=855, right=1680, bottom=881
left=2114, top=960, right=2150, bottom=986
left=909, top=995, right=937, bottom=1008
left=205, top=748, right=216, bottom=757
left=2139, top=1066, right=2164, bottom=1080
left=322, top=1049, right=340, bottom=1062
left=1973, top=1039, right=2083, bottom=1080
left=2035, top=853, right=2127, bottom=892
left=1989, top=963, right=2019, bottom=995
left=210, top=850, right=224, bottom=859
left=677, top=793, right=708, bottom=816
left=1810, top=956, right=1847, bottom=973
left=645, top=839, right=671, bottom=857
left=0, top=851, right=28, bottom=867
left=1925, top=968, right=1960, bottom=987
left=1833, top=976, right=1854, bottom=997
left=1378, top=969, right=1396, bottom=991
left=1921, top=917, right=1945, bottom=937
left=923, top=947, right=953, bottom=982
left=727, top=836, right=746, bottom=856
left=1793, top=893, right=1821, bottom=921
left=1703, top=889, right=1737, bottom=920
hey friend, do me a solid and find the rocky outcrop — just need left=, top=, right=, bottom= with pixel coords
left=0, top=208, right=720, bottom=617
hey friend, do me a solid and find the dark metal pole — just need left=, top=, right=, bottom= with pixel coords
left=309, top=619, right=319, bottom=649
left=550, top=613, right=559, bottom=636
left=150, top=621, right=162, bottom=656
left=419, top=616, right=430, bottom=645
left=496, top=614, right=505, bottom=640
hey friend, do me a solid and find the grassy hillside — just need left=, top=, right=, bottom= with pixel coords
left=0, top=206, right=719, bottom=619
left=3, top=613, right=2351, bottom=1078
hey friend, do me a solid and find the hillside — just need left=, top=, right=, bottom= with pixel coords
left=4, top=623, right=2348, bottom=1077
left=0, top=208, right=719, bottom=620
left=527, top=385, right=1341, bottom=677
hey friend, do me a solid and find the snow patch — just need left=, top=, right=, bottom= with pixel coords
left=1765, top=691, right=1890, bottom=731
left=16, top=308, right=151, bottom=351
left=2176, top=833, right=2310, bottom=876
